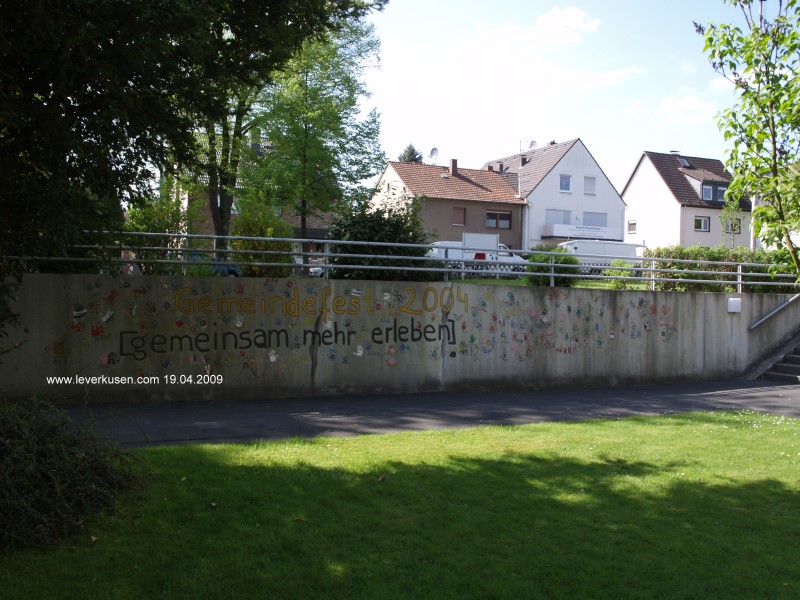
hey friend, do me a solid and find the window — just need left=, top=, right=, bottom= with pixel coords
left=694, top=216, right=710, bottom=232
left=627, top=220, right=637, bottom=234
left=452, top=207, right=466, bottom=226
left=725, top=218, right=741, bottom=234
left=559, top=174, right=571, bottom=192
left=702, top=183, right=727, bottom=201
left=546, top=209, right=571, bottom=225
left=583, top=212, right=607, bottom=227
left=584, top=176, right=596, bottom=195
left=486, top=211, right=511, bottom=229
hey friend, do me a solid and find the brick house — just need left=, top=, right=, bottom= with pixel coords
left=372, top=159, right=526, bottom=249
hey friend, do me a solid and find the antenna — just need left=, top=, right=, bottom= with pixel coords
left=428, top=147, right=439, bottom=165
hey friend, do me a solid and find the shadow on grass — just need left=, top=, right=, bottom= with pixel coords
left=4, top=444, right=798, bottom=599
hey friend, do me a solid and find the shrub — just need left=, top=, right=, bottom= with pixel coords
left=230, top=209, right=294, bottom=278
left=604, top=259, right=637, bottom=290
left=326, top=196, right=440, bottom=281
left=0, top=398, right=145, bottom=550
left=644, top=245, right=796, bottom=293
left=523, top=245, right=581, bottom=287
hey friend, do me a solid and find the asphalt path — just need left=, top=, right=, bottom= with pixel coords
left=64, top=378, right=800, bottom=447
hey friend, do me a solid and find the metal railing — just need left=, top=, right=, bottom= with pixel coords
left=4, top=231, right=799, bottom=293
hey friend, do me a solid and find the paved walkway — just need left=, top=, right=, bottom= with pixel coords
left=63, top=378, right=800, bottom=447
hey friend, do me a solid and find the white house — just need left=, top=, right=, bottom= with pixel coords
left=482, top=139, right=626, bottom=249
left=621, top=151, right=751, bottom=249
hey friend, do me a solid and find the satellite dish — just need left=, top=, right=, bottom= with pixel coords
left=428, top=147, right=439, bottom=165
left=529, top=140, right=538, bottom=150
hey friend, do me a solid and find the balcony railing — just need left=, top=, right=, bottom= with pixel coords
left=541, top=223, right=622, bottom=241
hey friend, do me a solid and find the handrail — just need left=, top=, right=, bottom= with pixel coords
left=748, top=293, right=800, bottom=330
left=4, top=231, right=800, bottom=291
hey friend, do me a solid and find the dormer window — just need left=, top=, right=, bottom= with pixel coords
left=702, top=183, right=727, bottom=202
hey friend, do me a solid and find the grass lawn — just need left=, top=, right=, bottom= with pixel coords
left=2, top=411, right=798, bottom=599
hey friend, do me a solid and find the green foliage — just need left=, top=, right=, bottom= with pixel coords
left=523, top=245, right=581, bottom=287
left=604, top=259, right=637, bottom=290
left=1, top=0, right=379, bottom=256
left=326, top=197, right=438, bottom=281
left=122, top=178, right=190, bottom=275
left=698, top=1, right=800, bottom=273
left=0, top=399, right=144, bottom=550
left=644, top=245, right=795, bottom=292
left=398, top=144, right=423, bottom=163
left=247, top=18, right=387, bottom=237
left=230, top=208, right=294, bottom=278
left=0, top=0, right=384, bottom=338
left=719, top=195, right=745, bottom=248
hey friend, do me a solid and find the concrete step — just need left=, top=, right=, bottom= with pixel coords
left=761, top=370, right=800, bottom=383
left=782, top=354, right=800, bottom=365
left=772, top=363, right=800, bottom=375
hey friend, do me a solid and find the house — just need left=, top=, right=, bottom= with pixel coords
left=372, top=159, right=526, bottom=249
left=621, top=151, right=752, bottom=248
left=482, top=139, right=626, bottom=249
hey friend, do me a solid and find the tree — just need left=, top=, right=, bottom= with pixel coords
left=197, top=86, right=260, bottom=252
left=248, top=18, right=387, bottom=239
left=0, top=0, right=385, bottom=345
left=697, top=0, right=800, bottom=274
left=398, top=144, right=423, bottom=163
left=719, top=195, right=745, bottom=248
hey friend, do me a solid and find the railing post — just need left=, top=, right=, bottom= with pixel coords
left=182, top=236, right=188, bottom=276
left=650, top=258, right=655, bottom=291
left=549, top=255, right=555, bottom=287
left=737, top=264, right=742, bottom=294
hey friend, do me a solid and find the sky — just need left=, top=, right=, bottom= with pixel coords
left=363, top=0, right=748, bottom=191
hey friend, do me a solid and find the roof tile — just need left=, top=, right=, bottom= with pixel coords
left=388, top=161, right=524, bottom=204
left=644, top=151, right=750, bottom=211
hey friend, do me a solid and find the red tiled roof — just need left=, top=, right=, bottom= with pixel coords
left=387, top=161, right=524, bottom=204
left=640, top=151, right=750, bottom=211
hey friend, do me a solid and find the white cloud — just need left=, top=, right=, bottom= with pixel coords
left=657, top=93, right=718, bottom=124
left=532, top=6, right=601, bottom=46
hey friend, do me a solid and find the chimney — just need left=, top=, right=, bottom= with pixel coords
left=449, top=158, right=458, bottom=176
left=498, top=162, right=504, bottom=173
left=487, top=165, right=494, bottom=172
left=521, top=157, right=529, bottom=167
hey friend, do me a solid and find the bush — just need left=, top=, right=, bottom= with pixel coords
left=644, top=245, right=796, bottom=293
left=230, top=209, right=295, bottom=278
left=523, top=245, right=581, bottom=287
left=604, top=259, right=637, bottom=290
left=326, top=196, right=440, bottom=281
left=0, top=399, right=145, bottom=550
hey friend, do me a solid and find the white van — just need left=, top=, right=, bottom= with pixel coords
left=429, top=241, right=528, bottom=273
left=557, top=240, right=646, bottom=275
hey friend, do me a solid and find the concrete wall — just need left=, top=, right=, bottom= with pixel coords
left=2, top=274, right=798, bottom=403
